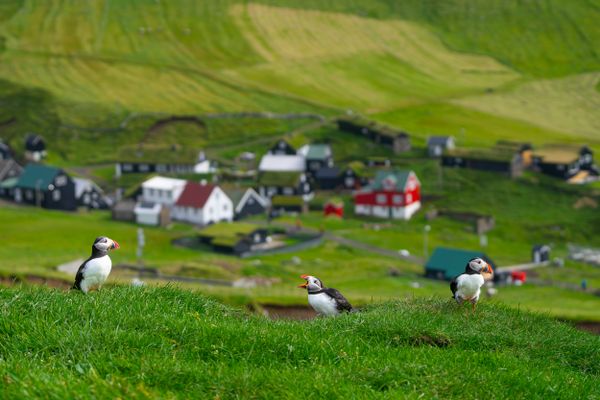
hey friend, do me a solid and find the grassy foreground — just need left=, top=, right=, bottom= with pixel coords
left=0, top=286, right=598, bottom=399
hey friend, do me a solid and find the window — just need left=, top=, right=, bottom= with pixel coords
left=123, top=164, right=133, bottom=172
left=345, top=177, right=355, bottom=188
left=148, top=188, right=154, bottom=196
left=83, top=194, right=90, bottom=204
left=223, top=204, right=228, bottom=211
left=283, top=187, right=294, bottom=195
left=247, top=197, right=254, bottom=205
left=393, top=195, right=403, bottom=205
left=166, top=191, right=172, bottom=199
left=376, top=194, right=387, bottom=204
left=26, top=190, right=33, bottom=200
left=139, top=164, right=150, bottom=172
left=55, top=176, right=67, bottom=186
left=53, top=190, right=61, bottom=202
left=303, top=183, right=310, bottom=192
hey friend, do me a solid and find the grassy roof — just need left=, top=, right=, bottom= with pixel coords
left=271, top=195, right=304, bottom=206
left=258, top=172, right=303, bottom=187
left=534, top=144, right=585, bottom=164
left=198, top=222, right=259, bottom=239
left=444, top=147, right=517, bottom=162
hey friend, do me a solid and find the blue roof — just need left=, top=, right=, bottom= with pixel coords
left=425, top=247, right=494, bottom=280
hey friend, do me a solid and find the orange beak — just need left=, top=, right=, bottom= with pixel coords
left=483, top=263, right=493, bottom=274
left=298, top=274, right=309, bottom=288
left=111, top=240, right=120, bottom=250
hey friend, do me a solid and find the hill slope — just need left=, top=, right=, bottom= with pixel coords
left=0, top=0, right=599, bottom=150
left=0, top=286, right=599, bottom=399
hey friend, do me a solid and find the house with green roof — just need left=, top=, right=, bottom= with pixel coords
left=425, top=247, right=496, bottom=281
left=257, top=171, right=313, bottom=202
left=14, top=164, right=76, bottom=210
left=298, top=144, right=333, bottom=175
left=198, top=222, right=268, bottom=256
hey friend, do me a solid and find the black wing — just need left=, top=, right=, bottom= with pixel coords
left=72, top=258, right=90, bottom=290
left=324, top=288, right=353, bottom=312
left=450, top=277, right=458, bottom=298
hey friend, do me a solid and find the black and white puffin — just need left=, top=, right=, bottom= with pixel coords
left=298, top=274, right=353, bottom=316
left=72, top=236, right=120, bottom=293
left=450, top=257, right=493, bottom=312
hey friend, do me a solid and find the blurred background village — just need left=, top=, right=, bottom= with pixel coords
left=0, top=1, right=599, bottom=332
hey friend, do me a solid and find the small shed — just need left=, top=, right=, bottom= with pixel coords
left=112, top=200, right=136, bottom=222
left=324, top=198, right=344, bottom=218
left=134, top=201, right=170, bottom=226
left=532, top=244, right=550, bottom=264
left=425, top=247, right=496, bottom=281
left=427, top=136, right=455, bottom=157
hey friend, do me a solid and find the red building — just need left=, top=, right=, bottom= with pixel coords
left=353, top=170, right=421, bottom=220
left=324, top=199, right=344, bottom=218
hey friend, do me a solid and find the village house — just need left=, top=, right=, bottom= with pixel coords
left=441, top=141, right=530, bottom=178
left=198, top=222, right=269, bottom=256
left=140, top=176, right=187, bottom=207
left=13, top=164, right=76, bottom=211
left=533, top=144, right=597, bottom=183
left=341, top=162, right=371, bottom=190
left=298, top=144, right=333, bottom=175
left=270, top=195, right=309, bottom=216
left=427, top=136, right=455, bottom=157
left=0, top=141, right=12, bottom=160
left=24, top=134, right=47, bottom=162
left=134, top=201, right=171, bottom=227
left=354, top=170, right=421, bottom=220
left=314, top=167, right=341, bottom=190
left=172, top=182, right=233, bottom=225
left=268, top=139, right=296, bottom=155
left=226, top=187, right=268, bottom=220
left=425, top=247, right=496, bottom=281
left=74, top=177, right=109, bottom=209
left=257, top=171, right=313, bottom=200
left=336, top=116, right=411, bottom=154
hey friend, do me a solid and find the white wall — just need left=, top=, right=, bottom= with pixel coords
left=136, top=212, right=159, bottom=226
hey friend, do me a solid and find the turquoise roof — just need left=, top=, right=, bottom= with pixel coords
left=16, top=164, right=61, bottom=190
left=371, top=170, right=412, bottom=191
left=425, top=247, right=493, bottom=280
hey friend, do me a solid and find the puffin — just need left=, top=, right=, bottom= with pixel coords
left=72, top=236, right=120, bottom=293
left=298, top=274, right=353, bottom=316
left=450, top=257, right=493, bottom=312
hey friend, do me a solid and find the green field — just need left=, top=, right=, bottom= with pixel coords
left=0, top=286, right=598, bottom=399
left=1, top=0, right=599, bottom=160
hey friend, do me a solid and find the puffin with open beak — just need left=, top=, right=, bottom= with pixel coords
left=450, top=257, right=493, bottom=313
left=298, top=275, right=353, bottom=316
left=72, top=236, right=120, bottom=294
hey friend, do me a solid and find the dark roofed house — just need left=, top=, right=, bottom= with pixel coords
left=226, top=187, right=268, bottom=220
left=427, top=136, right=455, bottom=157
left=298, top=144, right=333, bottom=175
left=425, top=247, right=496, bottom=281
left=14, top=164, right=76, bottom=210
left=0, top=141, right=12, bottom=160
left=74, top=177, right=109, bottom=210
left=268, top=139, right=296, bottom=156
left=314, top=166, right=341, bottom=190
left=257, top=171, right=313, bottom=200
left=533, top=144, right=597, bottom=183
left=24, top=134, right=47, bottom=162
left=199, top=222, right=269, bottom=256
left=441, top=142, right=526, bottom=178
left=340, top=162, right=371, bottom=190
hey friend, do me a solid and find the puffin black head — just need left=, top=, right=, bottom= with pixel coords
left=92, top=236, right=120, bottom=254
left=465, top=257, right=492, bottom=275
left=298, top=275, right=324, bottom=292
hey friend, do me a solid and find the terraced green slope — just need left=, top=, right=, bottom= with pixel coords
left=0, top=0, right=598, bottom=149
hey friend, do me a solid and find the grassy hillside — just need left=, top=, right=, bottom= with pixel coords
left=0, top=0, right=599, bottom=154
left=0, top=286, right=598, bottom=399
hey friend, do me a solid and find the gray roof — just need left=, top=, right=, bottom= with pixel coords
left=73, top=177, right=103, bottom=198
left=427, top=136, right=453, bottom=146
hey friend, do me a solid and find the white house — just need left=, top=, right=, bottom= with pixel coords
left=171, top=182, right=233, bottom=225
left=258, top=154, right=306, bottom=172
left=140, top=176, right=187, bottom=207
left=193, top=160, right=217, bottom=174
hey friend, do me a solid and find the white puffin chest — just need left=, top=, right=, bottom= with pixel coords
left=83, top=255, right=112, bottom=286
left=456, top=274, right=484, bottom=299
left=308, top=292, right=339, bottom=316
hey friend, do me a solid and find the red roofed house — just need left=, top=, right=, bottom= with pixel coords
left=353, top=170, right=421, bottom=220
left=324, top=198, right=344, bottom=218
left=172, top=182, right=233, bottom=225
